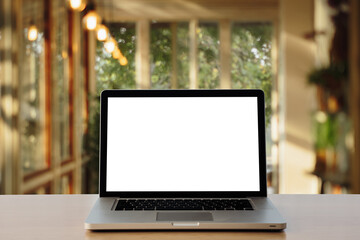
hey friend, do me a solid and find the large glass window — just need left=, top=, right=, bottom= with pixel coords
left=231, top=22, right=274, bottom=191
left=20, top=0, right=48, bottom=174
left=95, top=22, right=136, bottom=94
left=149, top=22, right=191, bottom=90
left=52, top=0, right=70, bottom=163
left=150, top=22, right=172, bottom=89
left=86, top=22, right=137, bottom=193
left=60, top=172, right=73, bottom=194
left=93, top=20, right=276, bottom=191
left=198, top=22, right=220, bottom=89
left=231, top=22, right=273, bottom=126
left=177, top=23, right=190, bottom=89
left=25, top=182, right=52, bottom=194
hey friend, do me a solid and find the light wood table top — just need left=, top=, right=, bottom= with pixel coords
left=0, top=194, right=360, bottom=239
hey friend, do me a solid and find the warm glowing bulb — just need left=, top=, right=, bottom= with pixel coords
left=69, top=0, right=81, bottom=9
left=84, top=11, right=100, bottom=30
left=104, top=38, right=116, bottom=53
left=119, top=57, right=128, bottom=66
left=69, top=0, right=86, bottom=11
left=96, top=24, right=109, bottom=41
left=112, top=48, right=122, bottom=59
left=28, top=25, right=38, bottom=41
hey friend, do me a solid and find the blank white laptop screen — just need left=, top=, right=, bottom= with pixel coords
left=106, top=97, right=260, bottom=192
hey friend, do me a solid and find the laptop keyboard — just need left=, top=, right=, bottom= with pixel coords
left=115, top=199, right=254, bottom=211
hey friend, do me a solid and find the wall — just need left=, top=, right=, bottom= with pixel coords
left=279, top=0, right=318, bottom=193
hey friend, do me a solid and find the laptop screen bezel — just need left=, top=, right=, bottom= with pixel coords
left=99, top=89, right=267, bottom=198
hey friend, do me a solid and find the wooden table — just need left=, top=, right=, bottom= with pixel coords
left=1, top=194, right=360, bottom=239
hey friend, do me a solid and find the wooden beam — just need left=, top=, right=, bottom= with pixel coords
left=219, top=20, right=231, bottom=89
left=136, top=20, right=150, bottom=89
left=88, top=31, right=96, bottom=95
left=270, top=18, right=280, bottom=193
left=44, top=0, right=52, bottom=181
left=350, top=0, right=360, bottom=193
left=189, top=19, right=198, bottom=89
left=99, top=0, right=279, bottom=22
left=70, top=10, right=82, bottom=194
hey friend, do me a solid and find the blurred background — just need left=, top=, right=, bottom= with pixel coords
left=0, top=0, right=359, bottom=194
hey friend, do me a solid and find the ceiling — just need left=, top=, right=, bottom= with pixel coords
left=97, top=0, right=279, bottom=22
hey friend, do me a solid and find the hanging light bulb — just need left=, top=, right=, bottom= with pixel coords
left=119, top=56, right=128, bottom=66
left=84, top=11, right=100, bottom=30
left=69, top=0, right=86, bottom=11
left=104, top=37, right=117, bottom=53
left=96, top=24, right=109, bottom=41
left=112, top=48, right=122, bottom=59
left=28, top=25, right=38, bottom=41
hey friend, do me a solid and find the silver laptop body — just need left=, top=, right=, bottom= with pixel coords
left=85, top=89, right=286, bottom=230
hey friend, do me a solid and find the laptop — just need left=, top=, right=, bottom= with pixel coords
left=85, top=89, right=286, bottom=230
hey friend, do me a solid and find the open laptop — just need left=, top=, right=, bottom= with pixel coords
left=85, top=89, right=286, bottom=230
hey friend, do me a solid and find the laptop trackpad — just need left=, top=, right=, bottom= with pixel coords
left=156, top=212, right=213, bottom=221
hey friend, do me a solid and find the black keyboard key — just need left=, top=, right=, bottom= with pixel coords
left=143, top=207, right=155, bottom=210
left=156, top=206, right=203, bottom=211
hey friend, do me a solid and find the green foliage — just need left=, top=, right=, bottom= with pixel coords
left=176, top=23, right=190, bottom=89
left=150, top=23, right=172, bottom=89
left=307, top=62, right=348, bottom=91
left=95, top=23, right=136, bottom=94
left=231, top=23, right=273, bottom=126
left=198, top=23, right=220, bottom=89
left=83, top=96, right=100, bottom=193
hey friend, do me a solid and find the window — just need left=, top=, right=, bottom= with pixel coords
left=95, top=22, right=136, bottom=94
left=150, top=22, right=172, bottom=89
left=1, top=0, right=89, bottom=194
left=20, top=0, right=48, bottom=175
left=231, top=22, right=273, bottom=125
left=198, top=22, right=220, bottom=89
left=60, top=172, right=73, bottom=194
left=53, top=0, right=71, bottom=163
left=93, top=20, right=278, bottom=192
left=0, top=0, right=280, bottom=194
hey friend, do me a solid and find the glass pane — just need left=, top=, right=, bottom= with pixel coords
left=0, top=1, right=3, bottom=193
left=177, top=22, right=190, bottom=89
left=88, top=22, right=136, bottom=193
left=198, top=22, right=220, bottom=89
left=231, top=22, right=275, bottom=191
left=231, top=22, right=273, bottom=125
left=82, top=162, right=98, bottom=193
left=150, top=22, right=171, bottom=89
left=20, top=0, right=48, bottom=174
left=25, top=182, right=52, bottom=194
left=150, top=22, right=190, bottom=90
left=60, top=173, right=73, bottom=194
left=95, top=22, right=136, bottom=94
left=52, top=0, right=70, bottom=162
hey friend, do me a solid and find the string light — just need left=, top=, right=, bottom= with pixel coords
left=112, top=48, right=121, bottom=59
left=104, top=37, right=117, bottom=53
left=119, top=56, right=128, bottom=66
left=96, top=24, right=109, bottom=41
left=78, top=1, right=128, bottom=65
left=84, top=11, right=100, bottom=30
left=69, top=0, right=86, bottom=11
left=28, top=25, right=38, bottom=41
